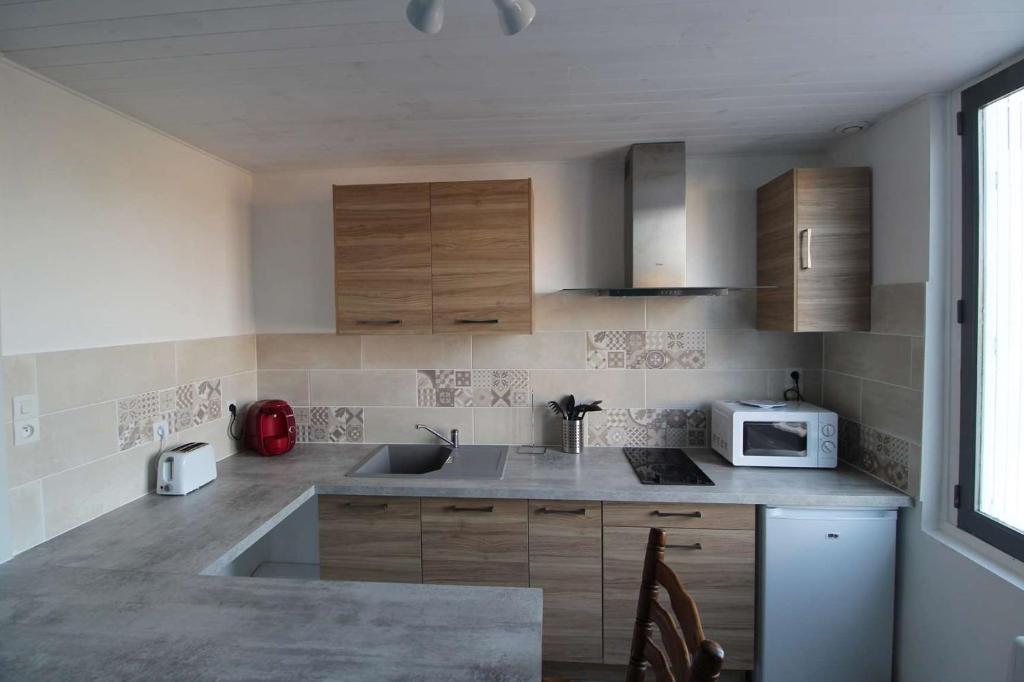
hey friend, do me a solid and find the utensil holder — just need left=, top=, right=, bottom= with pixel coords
left=561, top=418, right=583, bottom=454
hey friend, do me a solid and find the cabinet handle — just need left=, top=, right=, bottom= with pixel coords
left=652, top=510, right=702, bottom=518
left=455, top=319, right=499, bottom=325
left=343, top=502, right=389, bottom=511
left=539, top=507, right=587, bottom=515
left=665, top=542, right=703, bottom=551
left=447, top=505, right=495, bottom=513
left=799, top=228, right=813, bottom=270
left=356, top=319, right=402, bottom=326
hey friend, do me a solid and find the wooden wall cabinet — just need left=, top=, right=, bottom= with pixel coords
left=318, top=495, right=422, bottom=583
left=333, top=179, right=533, bottom=335
left=756, top=167, right=872, bottom=332
left=601, top=502, right=756, bottom=671
left=421, top=497, right=529, bottom=587
left=333, top=183, right=433, bottom=334
left=528, top=500, right=603, bottom=663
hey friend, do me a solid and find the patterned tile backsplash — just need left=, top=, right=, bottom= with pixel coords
left=588, top=408, right=708, bottom=448
left=838, top=417, right=910, bottom=492
left=117, top=379, right=222, bottom=451
left=295, top=407, right=365, bottom=443
left=587, top=330, right=707, bottom=369
left=417, top=369, right=530, bottom=407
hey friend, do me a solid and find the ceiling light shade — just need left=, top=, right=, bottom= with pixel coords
left=493, top=0, right=536, bottom=35
left=407, top=0, right=445, bottom=34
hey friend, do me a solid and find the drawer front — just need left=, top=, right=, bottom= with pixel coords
left=603, top=526, right=755, bottom=669
left=422, top=497, right=529, bottom=587
left=318, top=495, right=422, bottom=583
left=603, top=502, right=755, bottom=530
left=529, top=501, right=603, bottom=663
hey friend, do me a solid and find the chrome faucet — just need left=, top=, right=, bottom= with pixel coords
left=415, top=424, right=460, bottom=448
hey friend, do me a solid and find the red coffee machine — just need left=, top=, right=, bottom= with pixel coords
left=245, top=400, right=296, bottom=456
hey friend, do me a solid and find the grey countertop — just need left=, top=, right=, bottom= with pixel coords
left=1, top=443, right=909, bottom=680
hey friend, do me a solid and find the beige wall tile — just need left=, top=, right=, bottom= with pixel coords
left=310, top=370, right=416, bottom=407
left=474, top=408, right=533, bottom=445
left=871, top=283, right=925, bottom=336
left=765, top=368, right=822, bottom=404
left=363, top=407, right=474, bottom=444
left=821, top=371, right=862, bottom=422
left=530, top=370, right=644, bottom=407
left=3, top=355, right=37, bottom=411
left=8, top=401, right=119, bottom=487
left=363, top=335, right=471, bottom=369
left=178, top=416, right=241, bottom=462
left=9, top=480, right=45, bottom=554
left=176, top=335, right=256, bottom=384
left=646, top=370, right=770, bottom=408
left=473, top=333, right=585, bottom=369
left=222, top=370, right=258, bottom=411
left=646, top=291, right=756, bottom=330
left=824, top=332, right=912, bottom=386
left=534, top=293, right=645, bottom=331
left=42, top=443, right=155, bottom=537
left=910, top=337, right=924, bottom=390
left=36, top=342, right=175, bottom=414
left=531, top=407, right=564, bottom=447
left=257, top=370, right=309, bottom=406
left=860, top=379, right=923, bottom=444
left=707, top=330, right=822, bottom=370
left=256, top=334, right=361, bottom=370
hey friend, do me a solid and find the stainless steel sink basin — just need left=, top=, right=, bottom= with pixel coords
left=347, top=444, right=509, bottom=480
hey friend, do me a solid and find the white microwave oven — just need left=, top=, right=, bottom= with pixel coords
left=710, top=400, right=838, bottom=468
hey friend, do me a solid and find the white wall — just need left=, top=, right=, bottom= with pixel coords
left=251, top=153, right=821, bottom=332
left=828, top=96, right=1024, bottom=682
left=0, top=60, right=255, bottom=356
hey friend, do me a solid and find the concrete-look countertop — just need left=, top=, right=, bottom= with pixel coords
left=1, top=443, right=909, bottom=680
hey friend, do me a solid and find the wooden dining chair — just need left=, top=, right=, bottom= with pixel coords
left=624, top=527, right=725, bottom=682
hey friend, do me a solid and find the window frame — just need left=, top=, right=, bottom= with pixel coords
left=957, top=57, right=1024, bottom=561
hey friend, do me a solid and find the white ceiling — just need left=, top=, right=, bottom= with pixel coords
left=1, top=0, right=1023, bottom=171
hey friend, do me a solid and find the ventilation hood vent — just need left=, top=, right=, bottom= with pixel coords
left=564, top=142, right=753, bottom=297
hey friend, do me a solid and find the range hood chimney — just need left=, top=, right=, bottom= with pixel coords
left=563, top=141, right=738, bottom=297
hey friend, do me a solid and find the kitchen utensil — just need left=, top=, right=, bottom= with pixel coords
left=561, top=418, right=583, bottom=454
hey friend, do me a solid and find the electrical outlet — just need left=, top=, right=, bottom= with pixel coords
left=14, top=418, right=40, bottom=446
left=152, top=421, right=169, bottom=442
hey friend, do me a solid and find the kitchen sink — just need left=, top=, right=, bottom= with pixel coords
left=347, top=444, right=510, bottom=480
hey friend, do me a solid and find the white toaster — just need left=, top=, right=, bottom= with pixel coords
left=156, top=442, right=217, bottom=495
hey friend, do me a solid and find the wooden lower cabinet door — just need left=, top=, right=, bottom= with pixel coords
left=528, top=501, right=603, bottom=663
left=318, top=495, right=422, bottom=583
left=602, top=526, right=756, bottom=670
left=421, top=497, right=529, bottom=587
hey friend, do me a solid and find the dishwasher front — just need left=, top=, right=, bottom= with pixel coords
left=756, top=506, right=897, bottom=682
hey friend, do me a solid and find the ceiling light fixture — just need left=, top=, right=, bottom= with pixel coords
left=407, top=0, right=445, bottom=35
left=833, top=121, right=870, bottom=136
left=493, top=0, right=536, bottom=35
left=406, top=0, right=536, bottom=35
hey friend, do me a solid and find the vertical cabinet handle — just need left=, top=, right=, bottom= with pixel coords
left=800, top=228, right=813, bottom=270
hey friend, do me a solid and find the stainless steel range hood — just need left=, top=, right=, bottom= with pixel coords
left=563, top=142, right=744, bottom=297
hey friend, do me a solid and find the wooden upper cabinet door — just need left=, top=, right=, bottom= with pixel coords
left=334, top=183, right=433, bottom=334
left=756, top=167, right=872, bottom=332
left=794, top=167, right=872, bottom=332
left=421, top=497, right=529, bottom=587
left=429, top=179, right=534, bottom=334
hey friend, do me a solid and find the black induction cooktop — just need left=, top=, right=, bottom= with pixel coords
left=623, top=447, right=715, bottom=486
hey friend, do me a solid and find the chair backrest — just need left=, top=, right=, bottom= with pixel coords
left=624, top=528, right=725, bottom=682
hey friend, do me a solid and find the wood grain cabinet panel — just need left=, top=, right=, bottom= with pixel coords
left=429, top=180, right=534, bottom=334
left=421, top=497, right=529, bottom=586
left=602, top=502, right=755, bottom=530
left=528, top=500, right=603, bottom=663
left=757, top=167, right=872, bottom=332
left=602, top=526, right=756, bottom=670
left=333, top=183, right=433, bottom=334
left=318, top=495, right=422, bottom=583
